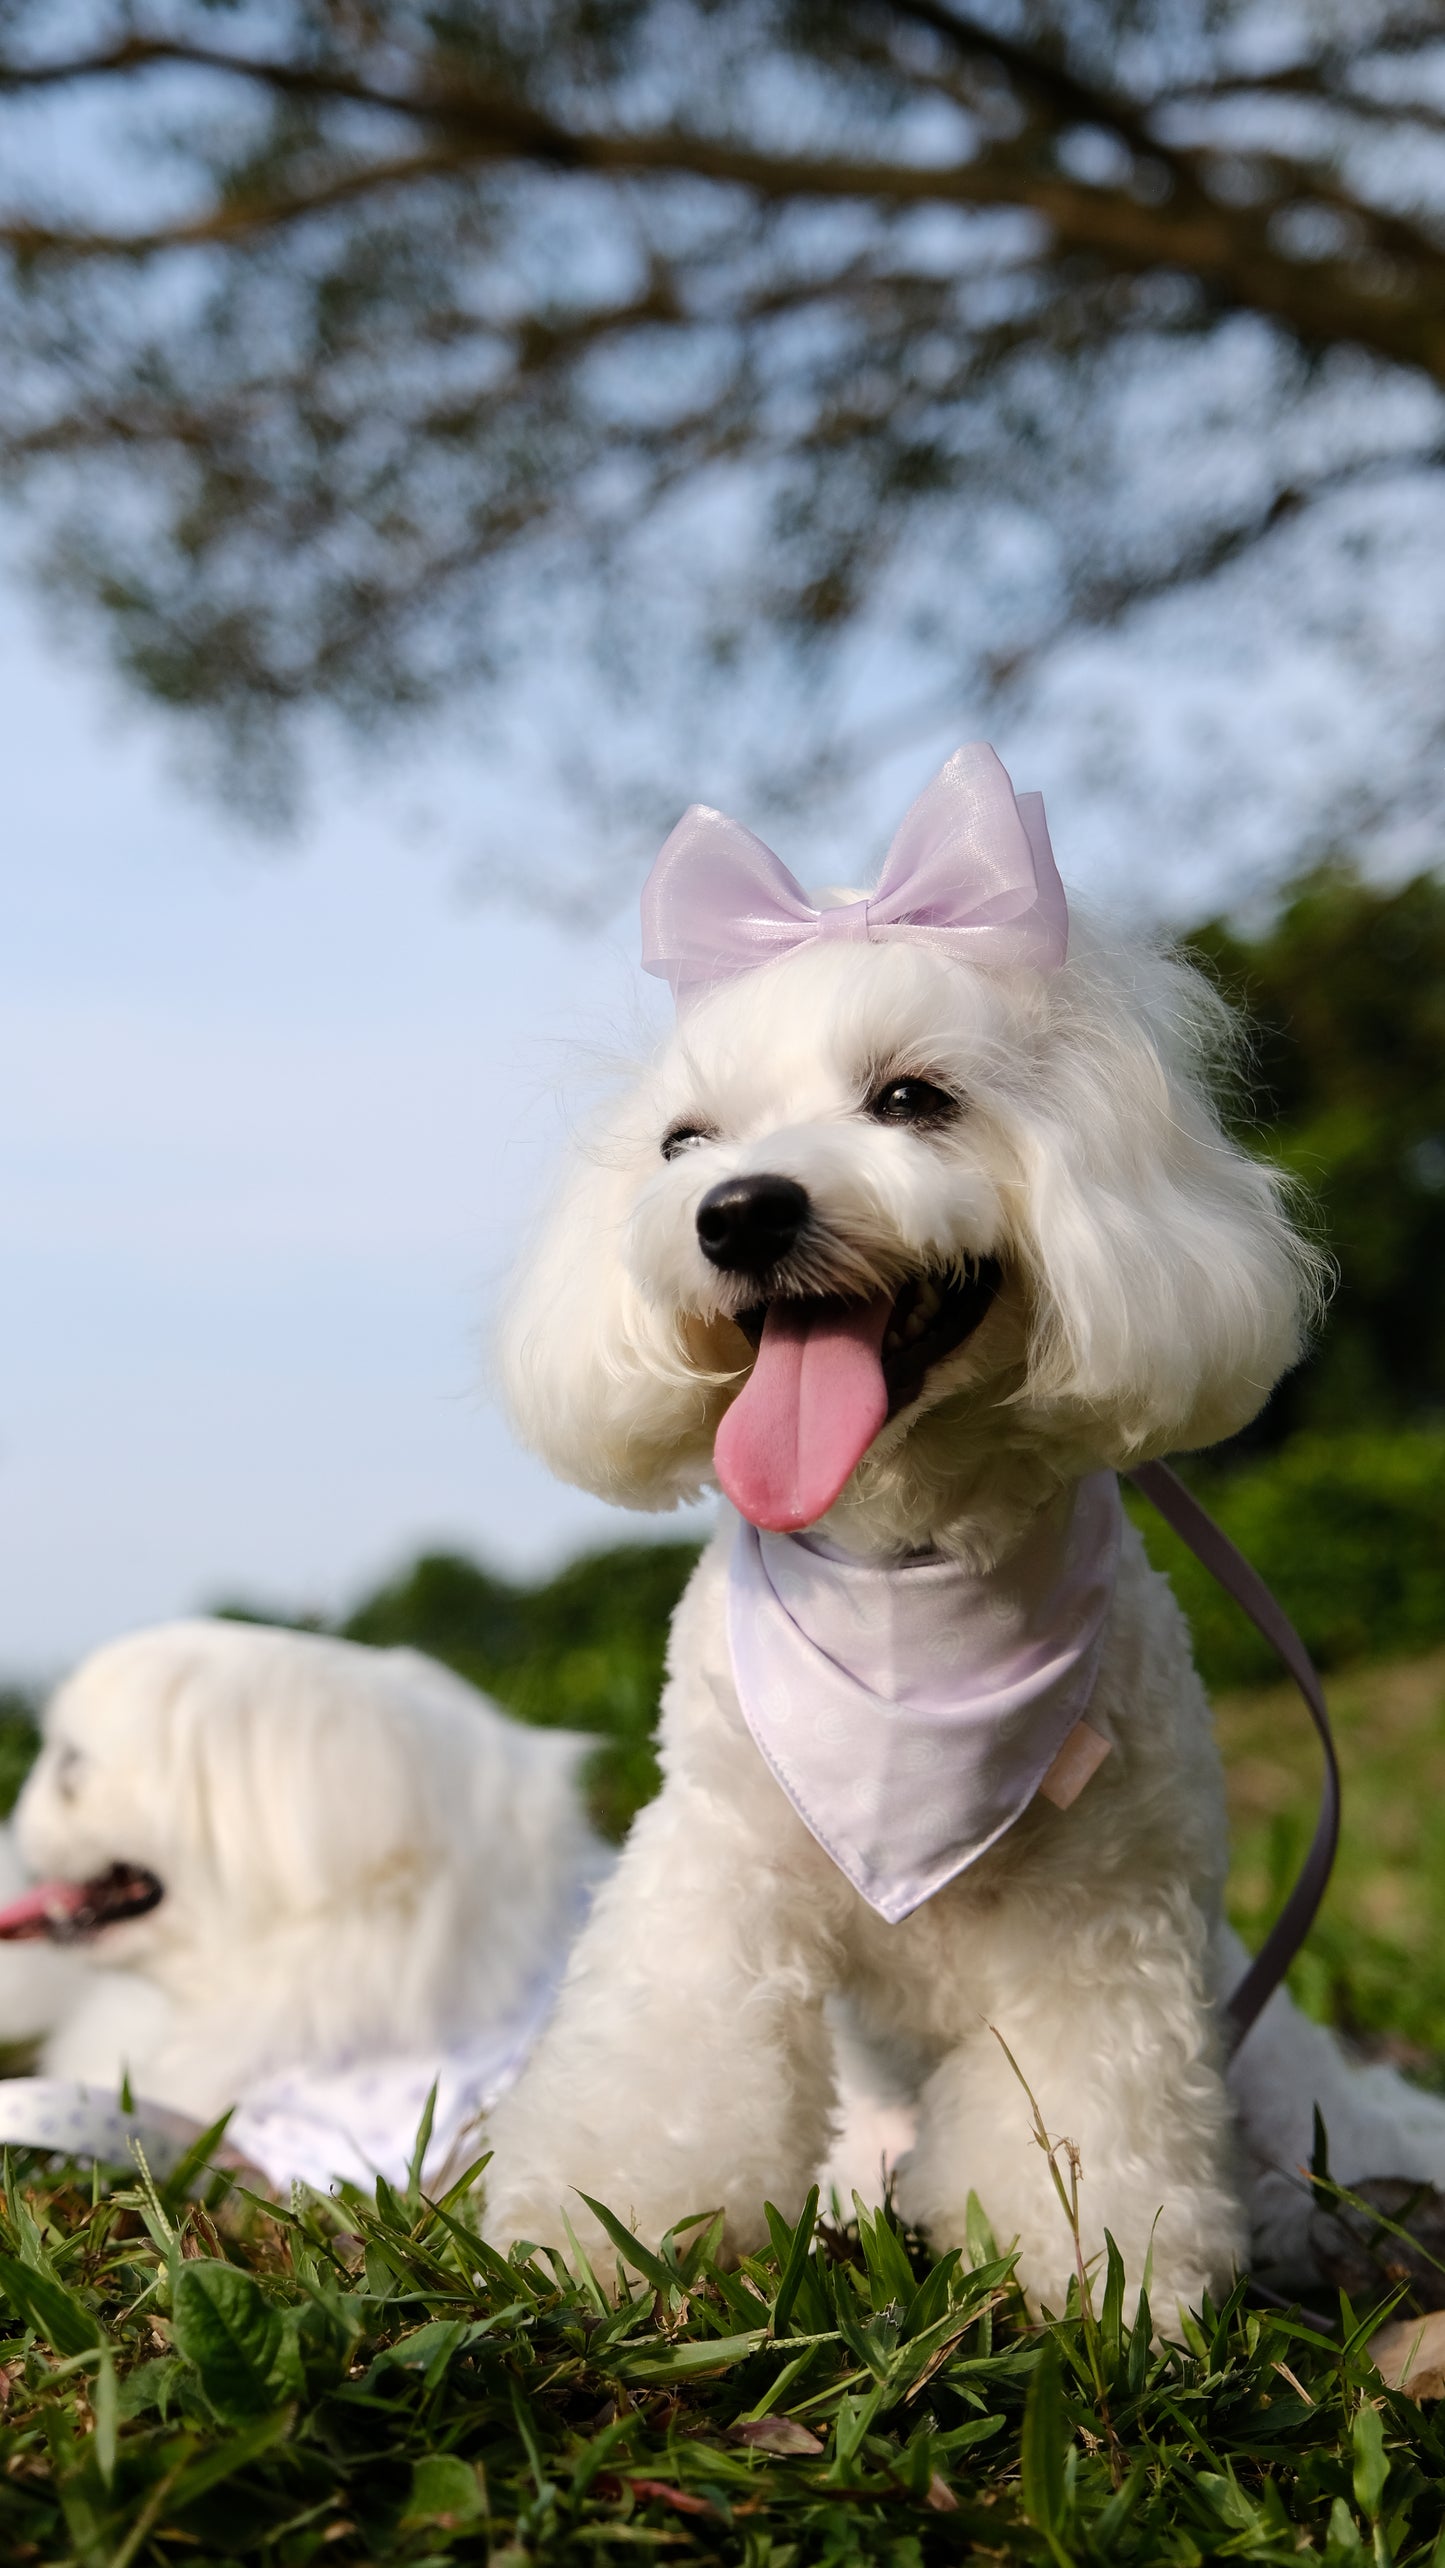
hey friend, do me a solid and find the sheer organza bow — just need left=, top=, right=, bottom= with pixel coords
left=641, top=742, right=1068, bottom=1002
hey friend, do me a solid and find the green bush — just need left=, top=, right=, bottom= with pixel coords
left=1188, top=862, right=1445, bottom=1449
left=328, top=1432, right=1445, bottom=1817
left=209, top=1429, right=1445, bottom=1837
left=1130, top=1430, right=1445, bottom=1690
left=0, top=1691, right=39, bottom=1822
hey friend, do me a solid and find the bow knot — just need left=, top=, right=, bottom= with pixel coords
left=640, top=743, right=1067, bottom=1003
left=814, top=898, right=872, bottom=942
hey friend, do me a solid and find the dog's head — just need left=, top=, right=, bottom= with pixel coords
left=503, top=790, right=1321, bottom=1551
left=5, top=1622, right=595, bottom=1996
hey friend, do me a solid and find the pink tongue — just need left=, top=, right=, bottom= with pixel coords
left=716, top=1292, right=893, bottom=1531
left=0, top=1880, right=86, bottom=1942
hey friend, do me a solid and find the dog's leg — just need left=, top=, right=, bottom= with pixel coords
left=481, top=1784, right=838, bottom=2267
left=894, top=1889, right=1244, bottom=2321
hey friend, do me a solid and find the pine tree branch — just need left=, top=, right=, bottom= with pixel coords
left=0, top=145, right=480, bottom=254
left=1161, top=72, right=1445, bottom=139
left=0, top=77, right=1437, bottom=381
left=880, top=0, right=1188, bottom=179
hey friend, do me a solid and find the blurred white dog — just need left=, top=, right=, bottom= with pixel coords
left=482, top=742, right=1445, bottom=2311
left=0, top=1619, right=606, bottom=2184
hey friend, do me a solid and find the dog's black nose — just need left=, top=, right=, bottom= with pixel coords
left=696, top=1174, right=809, bottom=1276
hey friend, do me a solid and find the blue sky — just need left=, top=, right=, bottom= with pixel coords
left=1, top=588, right=704, bottom=1676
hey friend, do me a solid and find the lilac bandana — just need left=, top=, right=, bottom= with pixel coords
left=642, top=742, right=1068, bottom=1004
left=726, top=1473, right=1122, bottom=1923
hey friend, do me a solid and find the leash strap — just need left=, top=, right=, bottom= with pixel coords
left=1128, top=1460, right=1341, bottom=2051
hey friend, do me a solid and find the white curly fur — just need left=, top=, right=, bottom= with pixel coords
left=6, top=1620, right=604, bottom=2121
left=484, top=910, right=1445, bottom=2315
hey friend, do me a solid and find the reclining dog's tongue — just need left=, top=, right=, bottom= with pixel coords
left=715, top=1293, right=892, bottom=1531
left=0, top=1880, right=88, bottom=1942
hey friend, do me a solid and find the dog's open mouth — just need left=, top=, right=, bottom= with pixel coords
left=0, top=1862, right=164, bottom=1943
left=719, top=1257, right=1002, bottom=1534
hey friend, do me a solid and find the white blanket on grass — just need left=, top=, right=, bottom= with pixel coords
left=0, top=1964, right=560, bottom=2196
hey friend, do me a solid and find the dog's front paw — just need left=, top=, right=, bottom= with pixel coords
left=1011, top=2238, right=1227, bottom=2335
left=483, top=2154, right=672, bottom=2280
left=481, top=2163, right=596, bottom=2264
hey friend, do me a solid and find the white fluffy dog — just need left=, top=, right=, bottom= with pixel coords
left=0, top=1620, right=604, bottom=2169
left=482, top=745, right=1445, bottom=2313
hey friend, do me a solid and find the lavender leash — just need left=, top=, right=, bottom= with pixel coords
left=1129, top=1460, right=1342, bottom=2053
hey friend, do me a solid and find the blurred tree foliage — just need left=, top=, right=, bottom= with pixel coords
left=1189, top=861, right=1445, bottom=1446
left=0, top=1692, right=40, bottom=1822
left=0, top=4, right=1443, bottom=867
left=1130, top=1430, right=1445, bottom=1690
left=281, top=1424, right=1445, bottom=1837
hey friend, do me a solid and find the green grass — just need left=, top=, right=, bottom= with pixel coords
left=1222, top=1647, right=1445, bottom=2067
left=10, top=1522, right=1445, bottom=2555
left=0, top=2136, right=1438, bottom=2564
left=0, top=1656, right=1443, bottom=2564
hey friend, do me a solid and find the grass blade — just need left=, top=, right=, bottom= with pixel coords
left=769, top=2185, right=819, bottom=2338
left=575, top=2192, right=677, bottom=2298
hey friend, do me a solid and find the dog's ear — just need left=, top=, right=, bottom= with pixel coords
left=1003, top=943, right=1324, bottom=1459
left=499, top=1120, right=724, bottom=1510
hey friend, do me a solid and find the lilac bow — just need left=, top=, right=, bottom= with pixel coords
left=641, top=743, right=1068, bottom=1003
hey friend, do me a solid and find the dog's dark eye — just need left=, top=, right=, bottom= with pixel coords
left=661, top=1124, right=714, bottom=1163
left=866, top=1077, right=959, bottom=1129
